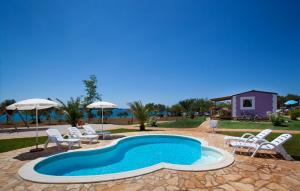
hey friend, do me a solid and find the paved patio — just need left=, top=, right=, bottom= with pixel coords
left=1, top=122, right=300, bottom=191
left=0, top=124, right=121, bottom=140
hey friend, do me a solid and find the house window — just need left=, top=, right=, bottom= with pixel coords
left=240, top=97, right=255, bottom=110
left=243, top=99, right=252, bottom=107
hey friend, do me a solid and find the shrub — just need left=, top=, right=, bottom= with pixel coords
left=268, top=112, right=284, bottom=126
left=148, top=116, right=158, bottom=127
left=289, top=109, right=300, bottom=120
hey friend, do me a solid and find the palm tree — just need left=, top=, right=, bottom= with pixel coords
left=128, top=101, right=149, bottom=131
left=57, top=97, right=83, bottom=127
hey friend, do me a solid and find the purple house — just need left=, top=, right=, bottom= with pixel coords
left=211, top=90, right=277, bottom=119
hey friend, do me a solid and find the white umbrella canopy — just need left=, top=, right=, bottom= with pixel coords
left=86, top=101, right=117, bottom=139
left=6, top=98, right=58, bottom=110
left=86, top=101, right=117, bottom=109
left=6, top=98, right=59, bottom=152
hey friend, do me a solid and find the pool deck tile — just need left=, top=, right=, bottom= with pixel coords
left=1, top=121, right=300, bottom=191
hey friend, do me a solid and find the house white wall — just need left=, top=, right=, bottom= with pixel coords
left=232, top=96, right=237, bottom=118
left=272, top=94, right=277, bottom=112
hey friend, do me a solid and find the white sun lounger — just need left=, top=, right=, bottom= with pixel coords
left=224, top=129, right=272, bottom=145
left=231, top=134, right=293, bottom=160
left=82, top=124, right=111, bottom=139
left=45, top=129, right=81, bottom=150
left=68, top=127, right=98, bottom=144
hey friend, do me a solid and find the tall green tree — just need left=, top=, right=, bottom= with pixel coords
left=179, top=99, right=196, bottom=116
left=82, top=75, right=102, bottom=105
left=57, top=97, right=83, bottom=127
left=191, top=99, right=203, bottom=113
left=170, top=104, right=183, bottom=116
left=145, top=103, right=156, bottom=113
left=128, top=101, right=149, bottom=131
left=145, top=103, right=167, bottom=116
left=156, top=104, right=166, bottom=113
left=83, top=75, right=102, bottom=121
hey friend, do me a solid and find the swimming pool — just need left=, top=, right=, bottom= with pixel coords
left=19, top=134, right=234, bottom=183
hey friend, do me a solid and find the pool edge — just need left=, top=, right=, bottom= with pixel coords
left=18, top=134, right=235, bottom=183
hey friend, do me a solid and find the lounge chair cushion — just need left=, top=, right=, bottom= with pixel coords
left=230, top=142, right=275, bottom=150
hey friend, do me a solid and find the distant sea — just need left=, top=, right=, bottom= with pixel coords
left=0, top=108, right=133, bottom=123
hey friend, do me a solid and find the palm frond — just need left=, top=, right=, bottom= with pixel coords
left=56, top=97, right=83, bottom=126
left=128, top=101, right=149, bottom=131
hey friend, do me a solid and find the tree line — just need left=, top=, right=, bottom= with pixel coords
left=1, top=75, right=299, bottom=129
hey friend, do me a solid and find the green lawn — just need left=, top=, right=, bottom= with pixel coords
left=218, top=119, right=300, bottom=131
left=107, top=128, right=143, bottom=134
left=0, top=136, right=48, bottom=153
left=218, top=131, right=300, bottom=159
left=157, top=117, right=206, bottom=128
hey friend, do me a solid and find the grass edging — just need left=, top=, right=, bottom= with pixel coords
left=157, top=117, right=206, bottom=128
left=218, top=119, right=300, bottom=131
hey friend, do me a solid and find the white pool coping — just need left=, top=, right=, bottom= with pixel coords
left=18, top=134, right=235, bottom=183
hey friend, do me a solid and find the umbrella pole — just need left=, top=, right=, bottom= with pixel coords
left=102, top=107, right=104, bottom=140
left=30, top=108, right=43, bottom=152
left=35, top=108, right=38, bottom=149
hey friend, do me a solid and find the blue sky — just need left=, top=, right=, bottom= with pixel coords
left=0, top=0, right=299, bottom=107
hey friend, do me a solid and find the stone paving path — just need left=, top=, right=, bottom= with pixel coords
left=0, top=124, right=122, bottom=140
left=0, top=120, right=174, bottom=140
left=1, top=125, right=300, bottom=190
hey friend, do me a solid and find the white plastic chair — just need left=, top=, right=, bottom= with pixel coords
left=231, top=134, right=293, bottom=160
left=82, top=124, right=111, bottom=139
left=224, top=129, right=272, bottom=145
left=45, top=129, right=81, bottom=150
left=68, top=127, right=98, bottom=144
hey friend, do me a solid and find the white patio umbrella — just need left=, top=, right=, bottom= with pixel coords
left=6, top=98, right=58, bottom=152
left=86, top=101, right=117, bottom=138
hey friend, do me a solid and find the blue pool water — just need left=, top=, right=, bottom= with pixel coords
left=35, top=135, right=222, bottom=176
